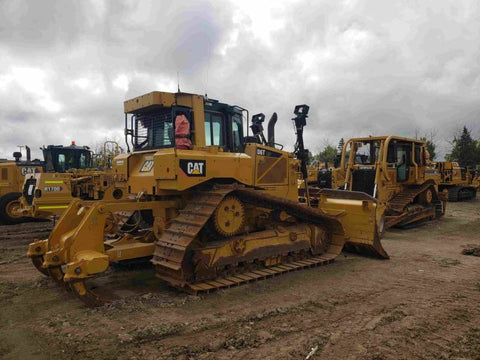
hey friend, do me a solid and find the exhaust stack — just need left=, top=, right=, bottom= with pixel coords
left=26, top=146, right=31, bottom=162
left=267, top=113, right=277, bottom=147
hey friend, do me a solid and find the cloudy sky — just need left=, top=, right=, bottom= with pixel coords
left=1, top=0, right=479, bottom=160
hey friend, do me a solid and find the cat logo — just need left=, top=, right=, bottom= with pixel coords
left=140, top=160, right=154, bottom=173
left=21, top=167, right=39, bottom=176
left=179, top=160, right=206, bottom=177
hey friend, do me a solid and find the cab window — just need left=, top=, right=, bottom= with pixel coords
left=387, top=143, right=411, bottom=166
left=353, top=141, right=379, bottom=165
left=231, top=115, right=243, bottom=152
left=134, top=108, right=174, bottom=151
left=67, top=153, right=75, bottom=169
left=79, top=153, right=87, bottom=169
left=415, top=145, right=422, bottom=166
left=58, top=154, right=66, bottom=172
left=205, top=112, right=224, bottom=146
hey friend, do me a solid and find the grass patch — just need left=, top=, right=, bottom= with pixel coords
left=434, top=257, right=461, bottom=267
left=379, top=310, right=407, bottom=326
left=129, top=322, right=186, bottom=343
left=446, top=327, right=480, bottom=359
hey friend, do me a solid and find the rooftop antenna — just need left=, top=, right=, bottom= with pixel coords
left=17, top=145, right=24, bottom=155
left=177, top=71, right=180, bottom=93
left=204, top=57, right=211, bottom=99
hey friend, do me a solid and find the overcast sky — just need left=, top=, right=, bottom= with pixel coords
left=1, top=0, right=479, bottom=160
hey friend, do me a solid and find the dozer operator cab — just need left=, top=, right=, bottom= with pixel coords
left=42, top=143, right=93, bottom=173
left=335, top=136, right=428, bottom=198
left=124, top=92, right=248, bottom=154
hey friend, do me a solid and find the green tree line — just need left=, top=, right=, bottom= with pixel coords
left=445, top=126, right=480, bottom=169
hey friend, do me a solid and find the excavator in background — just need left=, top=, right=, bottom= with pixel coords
left=27, top=91, right=386, bottom=307
left=426, top=161, right=478, bottom=201
left=0, top=143, right=92, bottom=224
left=330, top=136, right=447, bottom=230
left=17, top=141, right=122, bottom=220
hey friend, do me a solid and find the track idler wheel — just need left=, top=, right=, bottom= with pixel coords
left=31, top=255, right=49, bottom=276
left=419, top=188, right=433, bottom=205
left=69, top=279, right=109, bottom=308
left=309, top=225, right=330, bottom=255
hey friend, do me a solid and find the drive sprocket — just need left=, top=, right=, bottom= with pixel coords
left=212, top=195, right=245, bottom=237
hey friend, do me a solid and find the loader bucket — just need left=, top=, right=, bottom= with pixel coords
left=313, top=189, right=389, bottom=259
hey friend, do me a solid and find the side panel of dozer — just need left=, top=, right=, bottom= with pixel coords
left=28, top=173, right=73, bottom=218
left=315, top=189, right=389, bottom=259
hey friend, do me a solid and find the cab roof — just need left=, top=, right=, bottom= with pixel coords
left=346, top=135, right=426, bottom=145
left=124, top=91, right=242, bottom=115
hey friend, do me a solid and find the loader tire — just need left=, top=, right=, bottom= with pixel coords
left=0, top=192, right=29, bottom=225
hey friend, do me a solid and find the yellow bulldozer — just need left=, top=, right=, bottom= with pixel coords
left=330, top=136, right=447, bottom=229
left=426, top=161, right=478, bottom=201
left=17, top=141, right=122, bottom=220
left=27, top=91, right=386, bottom=307
left=0, top=143, right=92, bottom=224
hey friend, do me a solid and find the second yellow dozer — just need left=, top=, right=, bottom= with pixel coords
left=27, top=91, right=386, bottom=306
left=426, top=161, right=478, bottom=201
left=17, top=141, right=122, bottom=220
left=331, top=136, right=447, bottom=230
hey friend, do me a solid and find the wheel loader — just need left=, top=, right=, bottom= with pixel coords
left=426, top=161, right=478, bottom=201
left=0, top=143, right=92, bottom=224
left=16, top=141, right=122, bottom=220
left=330, top=136, right=447, bottom=230
left=27, top=91, right=386, bottom=307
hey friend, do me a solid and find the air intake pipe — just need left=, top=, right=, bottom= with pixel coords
left=267, top=112, right=277, bottom=147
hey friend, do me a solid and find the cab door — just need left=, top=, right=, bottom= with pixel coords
left=396, top=144, right=411, bottom=183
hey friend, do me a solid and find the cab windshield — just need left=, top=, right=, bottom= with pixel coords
left=351, top=141, right=380, bottom=165
left=54, top=150, right=92, bottom=172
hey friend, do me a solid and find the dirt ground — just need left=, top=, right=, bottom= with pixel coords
left=0, top=201, right=479, bottom=360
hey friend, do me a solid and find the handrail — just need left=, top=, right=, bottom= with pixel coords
left=411, top=142, right=418, bottom=182
left=382, top=136, right=393, bottom=182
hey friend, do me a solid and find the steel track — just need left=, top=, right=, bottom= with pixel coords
left=152, top=184, right=344, bottom=291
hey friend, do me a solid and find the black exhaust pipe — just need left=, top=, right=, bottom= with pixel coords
left=267, top=112, right=277, bottom=147
left=26, top=146, right=31, bottom=162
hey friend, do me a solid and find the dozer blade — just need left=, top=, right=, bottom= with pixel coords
left=312, top=188, right=389, bottom=259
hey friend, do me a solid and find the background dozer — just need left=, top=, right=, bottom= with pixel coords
left=28, top=91, right=384, bottom=307
left=331, top=136, right=447, bottom=230
left=17, top=141, right=122, bottom=220
left=0, top=143, right=92, bottom=224
left=426, top=161, right=478, bottom=201
left=304, top=162, right=334, bottom=188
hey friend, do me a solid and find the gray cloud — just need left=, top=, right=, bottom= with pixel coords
left=0, top=0, right=479, bottom=160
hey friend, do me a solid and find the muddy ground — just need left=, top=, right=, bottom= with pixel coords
left=0, top=201, right=479, bottom=360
